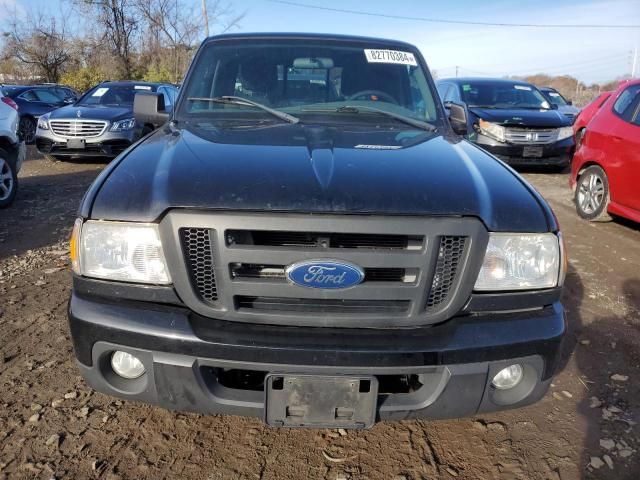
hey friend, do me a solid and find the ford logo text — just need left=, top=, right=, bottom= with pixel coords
left=286, top=260, right=365, bottom=289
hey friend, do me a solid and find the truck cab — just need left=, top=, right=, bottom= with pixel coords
left=68, top=33, right=566, bottom=429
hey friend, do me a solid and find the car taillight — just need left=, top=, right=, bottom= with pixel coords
left=1, top=97, right=18, bottom=111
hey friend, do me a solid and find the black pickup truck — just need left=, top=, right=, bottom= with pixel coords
left=68, top=33, right=567, bottom=429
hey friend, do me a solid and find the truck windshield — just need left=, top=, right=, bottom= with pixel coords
left=461, top=81, right=551, bottom=110
left=176, top=40, right=440, bottom=126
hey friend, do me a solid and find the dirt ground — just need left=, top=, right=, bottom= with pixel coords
left=0, top=148, right=638, bottom=480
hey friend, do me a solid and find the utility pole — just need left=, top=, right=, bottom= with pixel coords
left=455, top=65, right=459, bottom=78
left=202, top=0, right=210, bottom=38
left=632, top=45, right=638, bottom=78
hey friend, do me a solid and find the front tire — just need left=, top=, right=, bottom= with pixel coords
left=0, top=150, right=18, bottom=208
left=575, top=165, right=610, bottom=221
left=19, top=117, right=36, bottom=144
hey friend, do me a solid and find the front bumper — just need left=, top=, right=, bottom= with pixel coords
left=473, top=134, right=574, bottom=167
left=35, top=128, right=138, bottom=158
left=68, top=291, right=566, bottom=424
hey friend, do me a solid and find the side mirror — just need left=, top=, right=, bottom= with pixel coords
left=134, top=92, right=169, bottom=128
left=567, top=100, right=573, bottom=106
left=448, top=102, right=468, bottom=135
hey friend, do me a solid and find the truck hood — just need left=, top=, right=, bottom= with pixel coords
left=87, top=122, right=553, bottom=232
left=48, top=104, right=132, bottom=122
left=468, top=107, right=571, bottom=128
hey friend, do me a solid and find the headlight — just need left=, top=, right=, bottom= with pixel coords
left=110, top=118, right=136, bottom=132
left=478, top=119, right=506, bottom=142
left=557, top=126, right=573, bottom=141
left=37, top=115, right=50, bottom=130
left=475, top=233, right=561, bottom=291
left=74, top=220, right=171, bottom=284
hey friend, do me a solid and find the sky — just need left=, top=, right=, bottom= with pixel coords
left=6, top=0, right=640, bottom=84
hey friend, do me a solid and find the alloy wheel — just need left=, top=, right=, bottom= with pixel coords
left=577, top=171, right=605, bottom=215
left=19, top=118, right=36, bottom=144
left=0, top=157, right=14, bottom=201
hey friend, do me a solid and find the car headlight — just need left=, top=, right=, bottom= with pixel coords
left=71, top=219, right=171, bottom=284
left=37, top=115, right=50, bottom=130
left=475, top=233, right=561, bottom=291
left=478, top=119, right=506, bottom=143
left=557, top=126, right=573, bottom=141
left=110, top=118, right=136, bottom=132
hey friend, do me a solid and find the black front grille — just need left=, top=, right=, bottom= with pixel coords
left=426, top=236, right=467, bottom=308
left=235, top=296, right=410, bottom=315
left=226, top=230, right=423, bottom=250
left=180, top=228, right=218, bottom=303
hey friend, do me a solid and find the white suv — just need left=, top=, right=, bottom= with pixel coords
left=0, top=95, right=26, bottom=207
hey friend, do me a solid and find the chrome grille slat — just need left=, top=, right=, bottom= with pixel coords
left=504, top=127, right=558, bottom=145
left=49, top=119, right=108, bottom=138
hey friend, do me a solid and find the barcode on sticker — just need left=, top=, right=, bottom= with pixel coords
left=364, top=49, right=417, bottom=66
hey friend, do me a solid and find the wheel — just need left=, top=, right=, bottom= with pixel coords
left=19, top=116, right=36, bottom=144
left=574, top=165, right=611, bottom=221
left=0, top=150, right=18, bottom=208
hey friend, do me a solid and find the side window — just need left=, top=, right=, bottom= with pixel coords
left=436, top=83, right=450, bottom=100
left=159, top=87, right=172, bottom=108
left=34, top=89, right=63, bottom=103
left=612, top=85, right=640, bottom=121
left=19, top=90, right=38, bottom=102
left=443, top=84, right=460, bottom=103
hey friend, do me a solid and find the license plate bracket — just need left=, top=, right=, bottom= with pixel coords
left=265, top=374, right=378, bottom=429
left=67, top=138, right=85, bottom=149
left=522, top=146, right=543, bottom=158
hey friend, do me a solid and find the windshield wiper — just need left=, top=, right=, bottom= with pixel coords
left=302, top=105, right=436, bottom=131
left=186, top=96, right=299, bottom=124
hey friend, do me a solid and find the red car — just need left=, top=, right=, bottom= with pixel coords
left=572, top=91, right=612, bottom=148
left=570, top=79, right=640, bottom=223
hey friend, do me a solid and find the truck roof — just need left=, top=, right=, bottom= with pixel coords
left=203, top=32, right=418, bottom=50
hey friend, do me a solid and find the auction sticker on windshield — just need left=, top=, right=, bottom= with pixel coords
left=92, top=87, right=109, bottom=97
left=364, top=49, right=417, bottom=66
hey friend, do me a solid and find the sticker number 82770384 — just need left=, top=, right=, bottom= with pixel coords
left=364, top=49, right=418, bottom=66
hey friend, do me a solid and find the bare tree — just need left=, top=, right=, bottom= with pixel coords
left=78, top=0, right=140, bottom=78
left=4, top=13, right=72, bottom=82
left=134, top=0, right=244, bottom=81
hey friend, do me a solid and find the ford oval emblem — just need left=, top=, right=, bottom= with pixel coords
left=286, top=260, right=365, bottom=289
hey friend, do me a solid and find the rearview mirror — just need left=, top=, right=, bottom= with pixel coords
left=448, top=102, right=468, bottom=135
left=134, top=92, right=169, bottom=128
left=293, top=57, right=334, bottom=69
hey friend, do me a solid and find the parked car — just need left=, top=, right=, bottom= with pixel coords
left=0, top=94, right=27, bottom=207
left=570, top=79, right=640, bottom=223
left=436, top=78, right=574, bottom=168
left=67, top=33, right=567, bottom=428
left=0, top=85, right=68, bottom=144
left=572, top=91, right=613, bottom=148
left=539, top=87, right=580, bottom=123
left=35, top=81, right=178, bottom=160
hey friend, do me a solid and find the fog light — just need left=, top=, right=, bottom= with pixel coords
left=492, top=364, right=524, bottom=390
left=110, top=351, right=145, bottom=379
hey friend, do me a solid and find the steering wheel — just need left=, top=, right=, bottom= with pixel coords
left=346, top=90, right=399, bottom=104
